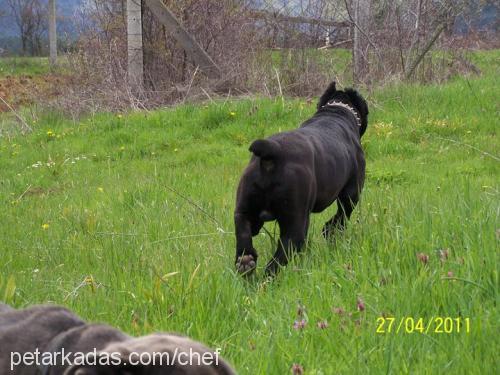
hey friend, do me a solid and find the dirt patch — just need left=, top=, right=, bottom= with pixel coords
left=0, top=74, right=72, bottom=112
left=24, top=185, right=66, bottom=197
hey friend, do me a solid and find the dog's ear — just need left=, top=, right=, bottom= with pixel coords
left=317, top=81, right=337, bottom=109
left=344, top=88, right=369, bottom=136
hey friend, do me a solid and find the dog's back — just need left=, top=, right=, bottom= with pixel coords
left=246, top=99, right=366, bottom=214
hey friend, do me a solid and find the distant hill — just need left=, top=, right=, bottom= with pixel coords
left=1, top=0, right=83, bottom=35
left=454, top=3, right=498, bottom=34
left=0, top=0, right=83, bottom=54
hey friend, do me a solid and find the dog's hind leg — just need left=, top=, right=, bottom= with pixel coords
left=322, top=181, right=361, bottom=239
left=264, top=214, right=309, bottom=276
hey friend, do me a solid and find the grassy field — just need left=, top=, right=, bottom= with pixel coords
left=0, top=50, right=498, bottom=374
left=0, top=56, right=52, bottom=77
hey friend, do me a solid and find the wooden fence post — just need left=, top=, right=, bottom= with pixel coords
left=127, top=0, right=144, bottom=88
left=48, top=0, right=57, bottom=67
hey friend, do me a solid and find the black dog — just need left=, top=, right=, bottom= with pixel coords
left=234, top=82, right=368, bottom=276
left=0, top=303, right=235, bottom=374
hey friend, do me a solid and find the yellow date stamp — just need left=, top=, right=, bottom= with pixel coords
left=376, top=317, right=470, bottom=334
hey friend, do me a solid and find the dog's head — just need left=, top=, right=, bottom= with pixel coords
left=317, top=82, right=369, bottom=137
left=63, top=333, right=235, bottom=375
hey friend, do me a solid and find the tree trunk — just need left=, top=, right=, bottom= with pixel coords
left=21, top=36, right=27, bottom=55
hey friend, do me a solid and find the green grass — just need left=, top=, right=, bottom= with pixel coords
left=0, top=50, right=498, bottom=374
left=0, top=56, right=52, bottom=76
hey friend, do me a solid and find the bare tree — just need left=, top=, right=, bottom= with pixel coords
left=60, top=0, right=483, bottom=114
left=341, top=0, right=472, bottom=83
left=6, top=0, right=47, bottom=55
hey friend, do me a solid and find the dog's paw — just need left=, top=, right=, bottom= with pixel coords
left=236, top=255, right=256, bottom=275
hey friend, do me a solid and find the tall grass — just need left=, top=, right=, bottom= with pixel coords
left=0, top=50, right=498, bottom=374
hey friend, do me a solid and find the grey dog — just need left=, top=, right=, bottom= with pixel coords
left=234, top=82, right=369, bottom=276
left=0, top=303, right=235, bottom=374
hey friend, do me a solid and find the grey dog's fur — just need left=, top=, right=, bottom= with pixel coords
left=0, top=303, right=235, bottom=375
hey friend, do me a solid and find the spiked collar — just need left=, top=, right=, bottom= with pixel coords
left=322, top=100, right=362, bottom=128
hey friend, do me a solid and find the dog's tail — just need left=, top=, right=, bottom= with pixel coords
left=249, top=139, right=281, bottom=172
left=249, top=139, right=281, bottom=160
